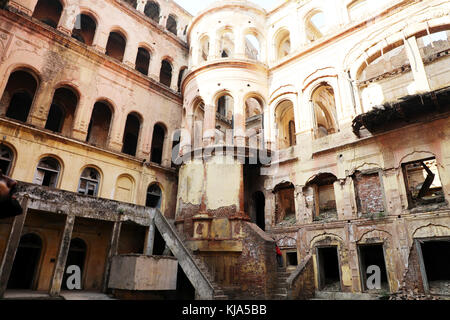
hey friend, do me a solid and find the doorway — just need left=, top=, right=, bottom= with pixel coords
left=7, top=233, right=43, bottom=289
left=358, top=244, right=390, bottom=292
left=62, top=238, right=87, bottom=290
left=316, top=246, right=341, bottom=291
left=418, top=239, right=450, bottom=295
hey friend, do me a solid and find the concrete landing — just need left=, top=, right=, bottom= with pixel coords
left=60, top=291, right=116, bottom=300
left=3, top=290, right=62, bottom=300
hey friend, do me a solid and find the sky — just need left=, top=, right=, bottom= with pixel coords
left=174, top=0, right=281, bottom=15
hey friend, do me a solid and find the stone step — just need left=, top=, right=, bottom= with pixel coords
left=214, top=295, right=228, bottom=300
left=275, top=288, right=287, bottom=295
left=273, top=293, right=288, bottom=300
left=276, top=272, right=291, bottom=277
left=314, top=291, right=379, bottom=300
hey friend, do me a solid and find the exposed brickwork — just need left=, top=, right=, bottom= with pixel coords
left=354, top=172, right=385, bottom=214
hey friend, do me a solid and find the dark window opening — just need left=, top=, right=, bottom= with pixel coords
left=44, top=87, right=78, bottom=136
left=105, top=32, right=127, bottom=62
left=144, top=1, right=160, bottom=23
left=2, top=70, right=38, bottom=123
left=62, top=238, right=87, bottom=290
left=286, top=251, right=298, bottom=267
left=274, top=182, right=296, bottom=224
left=7, top=234, right=42, bottom=290
left=177, top=68, right=186, bottom=92
left=221, top=50, right=229, bottom=58
left=121, top=113, right=141, bottom=156
left=420, top=240, right=450, bottom=295
left=71, top=14, right=97, bottom=46
left=358, top=244, right=389, bottom=292
left=78, top=167, right=100, bottom=197
left=135, top=47, right=151, bottom=76
left=45, top=104, right=64, bottom=133
left=0, top=145, right=13, bottom=175
left=402, top=157, right=445, bottom=208
left=146, top=184, right=162, bottom=209
left=32, top=0, right=63, bottom=28
left=151, top=124, right=165, bottom=164
left=86, top=101, right=112, bottom=148
left=33, top=157, right=60, bottom=188
left=288, top=120, right=296, bottom=146
left=171, top=130, right=181, bottom=167
left=317, top=246, right=341, bottom=292
left=166, top=15, right=177, bottom=35
left=253, top=191, right=265, bottom=231
left=160, top=60, right=173, bottom=87
left=124, top=0, right=137, bottom=8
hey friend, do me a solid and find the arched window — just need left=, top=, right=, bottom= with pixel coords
left=2, top=70, right=39, bottom=123
left=32, top=0, right=63, bottom=28
left=245, top=97, right=263, bottom=148
left=177, top=67, right=187, bottom=92
left=72, top=14, right=97, bottom=46
left=78, top=167, right=100, bottom=196
left=275, top=100, right=296, bottom=149
left=199, top=35, right=210, bottom=63
left=105, top=31, right=127, bottom=62
left=33, top=157, right=61, bottom=188
left=86, top=101, right=113, bottom=148
left=305, top=11, right=327, bottom=42
left=219, top=30, right=234, bottom=58
left=311, top=84, right=337, bottom=138
left=160, top=59, right=173, bottom=87
left=0, top=145, right=13, bottom=175
left=135, top=47, right=151, bottom=76
left=146, top=183, right=162, bottom=209
left=245, top=33, right=261, bottom=61
left=45, top=87, right=78, bottom=135
left=124, top=0, right=137, bottom=8
left=192, top=100, right=205, bottom=147
left=122, top=113, right=141, bottom=156
left=275, top=29, right=290, bottom=61
left=151, top=124, right=166, bottom=165
left=166, top=15, right=178, bottom=35
left=144, top=1, right=160, bottom=23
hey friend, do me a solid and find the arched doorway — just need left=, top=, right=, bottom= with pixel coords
left=253, top=191, right=265, bottom=231
left=62, top=238, right=87, bottom=290
left=7, top=233, right=43, bottom=289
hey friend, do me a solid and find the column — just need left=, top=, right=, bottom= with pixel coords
left=0, top=197, right=29, bottom=298
left=136, top=0, right=145, bottom=12
left=209, top=33, right=219, bottom=60
left=144, top=218, right=156, bottom=256
left=101, top=221, right=122, bottom=292
left=8, top=0, right=38, bottom=16
left=404, top=36, right=431, bottom=93
left=28, top=82, right=55, bottom=128
left=49, top=214, right=75, bottom=296
left=202, top=104, right=215, bottom=146
left=233, top=95, right=246, bottom=147
left=123, top=40, right=138, bottom=69
left=235, top=31, right=246, bottom=59
left=57, top=5, right=78, bottom=35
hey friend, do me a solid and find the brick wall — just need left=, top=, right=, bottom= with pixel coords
left=354, top=172, right=385, bottom=214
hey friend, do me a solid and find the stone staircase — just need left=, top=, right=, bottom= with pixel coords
left=272, top=267, right=292, bottom=300
left=153, top=210, right=228, bottom=300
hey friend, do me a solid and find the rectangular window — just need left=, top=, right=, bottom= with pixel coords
left=402, top=157, right=444, bottom=208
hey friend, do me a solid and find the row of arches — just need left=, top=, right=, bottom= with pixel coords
left=0, top=144, right=164, bottom=209
left=124, top=0, right=185, bottom=36
left=0, top=68, right=171, bottom=165
left=186, top=81, right=338, bottom=150
left=195, top=28, right=263, bottom=64
left=30, top=0, right=186, bottom=90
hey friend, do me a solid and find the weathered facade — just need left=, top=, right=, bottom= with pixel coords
left=0, top=0, right=449, bottom=300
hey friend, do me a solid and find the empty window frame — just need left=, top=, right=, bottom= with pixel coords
left=166, top=15, right=178, bottom=35
left=160, top=60, right=173, bottom=87
left=402, top=157, right=444, bottom=208
left=0, top=145, right=13, bottom=175
left=274, top=182, right=296, bottom=224
left=105, top=31, right=127, bottom=62
left=33, top=157, right=61, bottom=188
left=78, top=167, right=100, bottom=196
left=71, top=14, right=97, bottom=46
left=144, top=1, right=160, bottom=23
